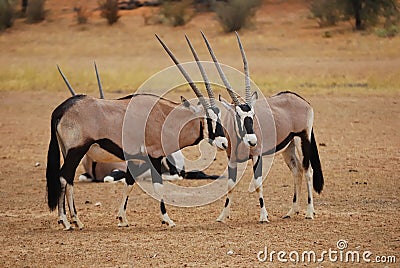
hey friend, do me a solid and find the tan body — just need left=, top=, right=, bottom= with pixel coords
left=47, top=93, right=207, bottom=230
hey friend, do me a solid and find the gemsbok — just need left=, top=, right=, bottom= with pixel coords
left=57, top=63, right=186, bottom=183
left=47, top=56, right=227, bottom=230
left=195, top=32, right=324, bottom=222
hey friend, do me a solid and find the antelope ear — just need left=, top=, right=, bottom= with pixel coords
left=249, top=91, right=258, bottom=107
left=219, top=95, right=233, bottom=111
left=181, top=96, right=201, bottom=114
left=181, top=96, right=190, bottom=107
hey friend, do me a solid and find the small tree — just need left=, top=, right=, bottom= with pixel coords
left=213, top=0, right=261, bottom=32
left=98, top=0, right=120, bottom=25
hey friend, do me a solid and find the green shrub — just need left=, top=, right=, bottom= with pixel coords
left=98, top=0, right=120, bottom=25
left=160, top=0, right=193, bottom=27
left=26, top=0, right=45, bottom=24
left=0, top=0, right=15, bottom=30
left=213, top=0, right=261, bottom=32
left=375, top=25, right=399, bottom=37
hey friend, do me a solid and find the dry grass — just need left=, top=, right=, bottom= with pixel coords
left=0, top=0, right=399, bottom=95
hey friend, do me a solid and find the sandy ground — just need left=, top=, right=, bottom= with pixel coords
left=0, top=90, right=399, bottom=267
left=0, top=0, right=399, bottom=267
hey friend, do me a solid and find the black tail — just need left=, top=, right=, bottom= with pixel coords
left=310, top=129, right=324, bottom=194
left=46, top=115, right=61, bottom=211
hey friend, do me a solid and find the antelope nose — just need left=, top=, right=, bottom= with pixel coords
left=244, top=134, right=257, bottom=147
left=248, top=141, right=257, bottom=147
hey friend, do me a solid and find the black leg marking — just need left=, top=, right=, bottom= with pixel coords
left=73, top=202, right=77, bottom=215
left=149, top=156, right=163, bottom=184
left=160, top=199, right=167, bottom=224
left=160, top=199, right=167, bottom=215
left=124, top=197, right=129, bottom=210
left=300, top=132, right=311, bottom=170
left=293, top=193, right=297, bottom=203
left=308, top=196, right=311, bottom=204
left=228, top=165, right=237, bottom=184
left=224, top=197, right=230, bottom=208
left=62, top=195, right=67, bottom=215
left=259, top=197, right=264, bottom=208
left=253, top=155, right=262, bottom=179
left=91, top=161, right=98, bottom=180
left=166, top=157, right=178, bottom=176
left=61, top=145, right=91, bottom=184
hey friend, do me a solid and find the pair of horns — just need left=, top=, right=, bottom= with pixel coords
left=156, top=31, right=252, bottom=107
left=57, top=62, right=104, bottom=99
left=156, top=34, right=215, bottom=110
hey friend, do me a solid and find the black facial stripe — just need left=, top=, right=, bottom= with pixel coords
left=244, top=117, right=254, bottom=134
left=206, top=118, right=215, bottom=140
left=239, top=104, right=251, bottom=112
left=215, top=121, right=225, bottom=137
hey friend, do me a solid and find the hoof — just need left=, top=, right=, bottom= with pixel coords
left=161, top=220, right=166, bottom=225
left=282, top=215, right=290, bottom=219
left=216, top=216, right=230, bottom=222
left=118, top=222, right=129, bottom=227
left=63, top=226, right=74, bottom=231
left=305, top=212, right=315, bottom=220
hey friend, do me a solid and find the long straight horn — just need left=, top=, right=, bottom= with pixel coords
left=94, top=61, right=104, bottom=99
left=235, top=32, right=251, bottom=104
left=57, top=65, right=76, bottom=96
left=185, top=34, right=215, bottom=108
left=200, top=31, right=240, bottom=106
left=155, top=34, right=210, bottom=109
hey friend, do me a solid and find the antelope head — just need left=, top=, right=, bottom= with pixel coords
left=201, top=31, right=258, bottom=148
left=156, top=34, right=228, bottom=150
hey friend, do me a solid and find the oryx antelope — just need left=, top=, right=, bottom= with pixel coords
left=58, top=63, right=186, bottom=183
left=47, top=57, right=227, bottom=230
left=196, top=32, right=324, bottom=222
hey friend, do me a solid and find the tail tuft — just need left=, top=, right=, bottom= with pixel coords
left=46, top=116, right=61, bottom=211
left=310, top=130, right=324, bottom=194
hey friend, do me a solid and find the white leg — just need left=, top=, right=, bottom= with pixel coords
left=305, top=168, right=315, bottom=219
left=256, top=186, right=269, bottom=223
left=217, top=161, right=237, bottom=222
left=117, top=184, right=134, bottom=227
left=58, top=177, right=72, bottom=231
left=154, top=183, right=175, bottom=227
left=252, top=155, right=269, bottom=223
left=282, top=142, right=303, bottom=219
left=66, top=184, right=84, bottom=229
